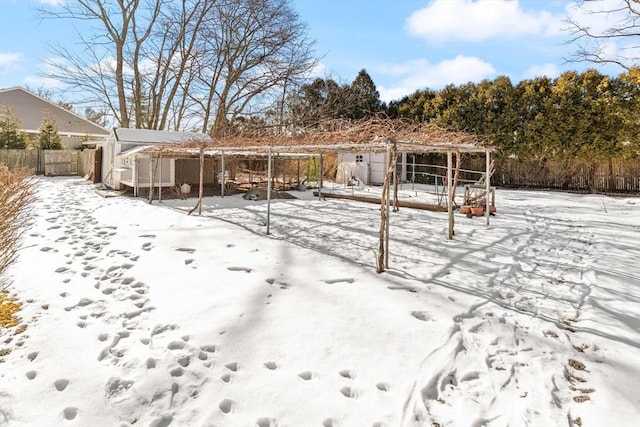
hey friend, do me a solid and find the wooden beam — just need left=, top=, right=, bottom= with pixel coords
left=319, top=191, right=447, bottom=211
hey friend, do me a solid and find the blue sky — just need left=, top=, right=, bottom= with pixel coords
left=0, top=0, right=627, bottom=103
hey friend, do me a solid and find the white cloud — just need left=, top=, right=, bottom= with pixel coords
left=307, top=62, right=327, bottom=79
left=0, top=52, right=22, bottom=67
left=565, top=0, right=629, bottom=36
left=377, top=55, right=496, bottom=102
left=406, top=0, right=563, bottom=43
left=523, top=63, right=560, bottom=79
left=39, top=0, right=66, bottom=6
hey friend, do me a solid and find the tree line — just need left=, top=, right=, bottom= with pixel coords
left=386, top=68, right=640, bottom=160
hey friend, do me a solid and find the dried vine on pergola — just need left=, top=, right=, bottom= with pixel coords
left=138, top=117, right=492, bottom=273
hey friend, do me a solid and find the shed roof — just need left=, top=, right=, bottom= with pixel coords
left=113, top=128, right=212, bottom=145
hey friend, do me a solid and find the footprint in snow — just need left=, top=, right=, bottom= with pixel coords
left=176, top=247, right=196, bottom=254
left=324, top=278, right=355, bottom=284
left=227, top=266, right=252, bottom=273
left=340, top=386, right=359, bottom=399
left=62, top=407, right=78, bottom=420
left=376, top=382, right=389, bottom=392
left=219, top=399, right=235, bottom=414
left=225, top=362, right=239, bottom=372
left=338, top=370, right=355, bottom=379
left=54, top=379, right=70, bottom=391
left=298, top=371, right=314, bottom=381
left=411, top=311, right=432, bottom=322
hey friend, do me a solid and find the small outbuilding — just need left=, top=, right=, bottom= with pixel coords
left=100, top=128, right=212, bottom=192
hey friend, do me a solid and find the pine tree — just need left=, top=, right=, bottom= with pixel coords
left=39, top=116, right=63, bottom=150
left=0, top=107, right=27, bottom=149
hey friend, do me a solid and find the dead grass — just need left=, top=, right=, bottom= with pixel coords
left=0, top=291, right=21, bottom=328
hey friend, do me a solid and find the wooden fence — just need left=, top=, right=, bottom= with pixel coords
left=0, top=149, right=97, bottom=177
left=466, top=157, right=640, bottom=193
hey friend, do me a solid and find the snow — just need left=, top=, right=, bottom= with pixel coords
left=1, top=176, right=639, bottom=427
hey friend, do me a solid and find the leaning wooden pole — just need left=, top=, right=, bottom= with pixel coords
left=377, top=144, right=392, bottom=273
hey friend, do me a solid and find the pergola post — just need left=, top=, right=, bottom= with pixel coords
left=134, top=157, right=138, bottom=197
left=447, top=150, right=454, bottom=240
left=486, top=149, right=491, bottom=226
left=148, top=154, right=153, bottom=204
left=159, top=151, right=163, bottom=202
left=221, top=151, right=225, bottom=197
left=385, top=146, right=391, bottom=268
left=318, top=154, right=324, bottom=200
left=267, top=148, right=273, bottom=235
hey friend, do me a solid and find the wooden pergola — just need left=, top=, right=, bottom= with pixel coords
left=138, top=118, right=494, bottom=273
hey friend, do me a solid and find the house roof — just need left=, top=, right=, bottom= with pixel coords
left=0, top=87, right=109, bottom=136
left=113, top=128, right=212, bottom=145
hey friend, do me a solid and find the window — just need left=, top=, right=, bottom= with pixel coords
left=355, top=154, right=363, bottom=163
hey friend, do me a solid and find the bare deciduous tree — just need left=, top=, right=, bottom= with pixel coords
left=191, top=0, right=317, bottom=136
left=40, top=0, right=316, bottom=133
left=566, top=0, right=640, bottom=70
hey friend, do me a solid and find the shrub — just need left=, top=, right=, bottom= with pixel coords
left=0, top=167, right=35, bottom=290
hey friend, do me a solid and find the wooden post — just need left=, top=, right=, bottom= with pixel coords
left=148, top=154, right=153, bottom=204
left=385, top=147, right=391, bottom=268
left=486, top=149, right=491, bottom=226
left=447, top=150, right=454, bottom=240
left=392, top=148, right=399, bottom=212
left=134, top=157, right=138, bottom=197
left=318, top=154, right=324, bottom=200
left=282, top=157, right=286, bottom=190
left=377, top=146, right=392, bottom=273
left=159, top=151, right=163, bottom=202
left=267, top=148, right=272, bottom=235
left=189, top=146, right=205, bottom=215
left=412, top=154, right=416, bottom=192
left=221, top=152, right=225, bottom=197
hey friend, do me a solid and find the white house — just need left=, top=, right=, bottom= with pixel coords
left=336, top=152, right=407, bottom=185
left=101, top=128, right=212, bottom=191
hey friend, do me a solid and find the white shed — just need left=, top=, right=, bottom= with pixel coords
left=336, top=152, right=407, bottom=185
left=101, top=128, right=212, bottom=191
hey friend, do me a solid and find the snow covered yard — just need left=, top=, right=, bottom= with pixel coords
left=1, top=177, right=639, bottom=427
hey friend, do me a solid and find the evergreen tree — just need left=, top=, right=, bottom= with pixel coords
left=39, top=116, right=64, bottom=150
left=0, top=107, right=27, bottom=149
left=348, top=69, right=381, bottom=119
